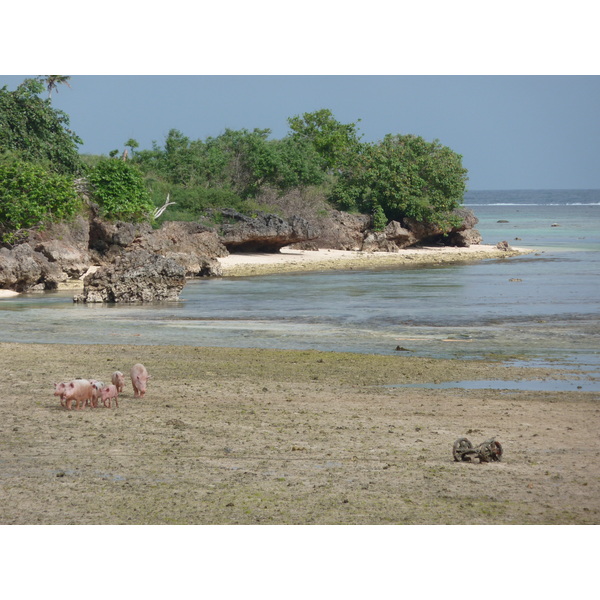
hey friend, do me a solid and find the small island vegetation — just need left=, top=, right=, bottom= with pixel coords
left=1, top=77, right=468, bottom=244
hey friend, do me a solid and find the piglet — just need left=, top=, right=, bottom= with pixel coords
left=89, top=380, right=104, bottom=408
left=63, top=379, right=94, bottom=411
left=53, top=382, right=68, bottom=407
left=130, top=363, right=151, bottom=398
left=111, top=371, right=125, bottom=393
left=101, top=384, right=119, bottom=409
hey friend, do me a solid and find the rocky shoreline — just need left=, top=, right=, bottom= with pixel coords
left=0, top=244, right=533, bottom=297
left=0, top=206, right=530, bottom=299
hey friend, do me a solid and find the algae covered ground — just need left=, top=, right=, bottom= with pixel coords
left=0, top=342, right=598, bottom=525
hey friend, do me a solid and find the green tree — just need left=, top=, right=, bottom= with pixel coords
left=331, top=134, right=468, bottom=230
left=0, top=159, right=80, bottom=243
left=161, top=129, right=209, bottom=187
left=0, top=78, right=83, bottom=174
left=267, top=136, right=326, bottom=192
left=41, top=75, right=71, bottom=100
left=287, top=108, right=362, bottom=171
left=124, top=138, right=140, bottom=157
left=87, top=158, right=154, bottom=221
left=208, top=128, right=279, bottom=197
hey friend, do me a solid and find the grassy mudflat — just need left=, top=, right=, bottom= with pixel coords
left=1, top=342, right=598, bottom=524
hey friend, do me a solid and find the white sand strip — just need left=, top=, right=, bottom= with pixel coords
left=218, top=245, right=534, bottom=276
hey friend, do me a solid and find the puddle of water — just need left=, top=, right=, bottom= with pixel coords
left=385, top=379, right=600, bottom=392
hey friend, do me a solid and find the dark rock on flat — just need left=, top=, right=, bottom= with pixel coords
left=135, top=221, right=226, bottom=277
left=89, top=219, right=153, bottom=256
left=496, top=240, right=513, bottom=251
left=446, top=228, right=483, bottom=247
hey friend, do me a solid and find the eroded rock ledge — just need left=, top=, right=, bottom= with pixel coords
left=0, top=206, right=491, bottom=295
left=73, top=250, right=186, bottom=303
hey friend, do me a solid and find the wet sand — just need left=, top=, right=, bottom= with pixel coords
left=1, top=342, right=598, bottom=525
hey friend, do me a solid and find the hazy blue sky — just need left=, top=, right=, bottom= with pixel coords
left=2, top=75, right=598, bottom=190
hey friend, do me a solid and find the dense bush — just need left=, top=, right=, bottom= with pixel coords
left=87, top=158, right=154, bottom=221
left=132, top=112, right=468, bottom=230
left=330, top=134, right=468, bottom=231
left=0, top=160, right=81, bottom=243
left=152, top=186, right=266, bottom=224
left=136, top=127, right=326, bottom=200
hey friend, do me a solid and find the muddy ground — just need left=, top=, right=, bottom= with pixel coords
left=0, top=342, right=598, bottom=524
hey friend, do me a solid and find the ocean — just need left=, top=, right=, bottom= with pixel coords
left=1, top=190, right=598, bottom=387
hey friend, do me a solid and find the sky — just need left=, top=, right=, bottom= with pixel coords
left=3, top=2, right=599, bottom=192
left=2, top=74, right=598, bottom=190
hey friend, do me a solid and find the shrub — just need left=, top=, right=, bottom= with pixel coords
left=87, top=158, right=153, bottom=221
left=372, top=202, right=387, bottom=231
left=0, top=160, right=80, bottom=243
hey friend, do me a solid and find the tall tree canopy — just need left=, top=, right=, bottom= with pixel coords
left=287, top=108, right=363, bottom=171
left=0, top=77, right=82, bottom=174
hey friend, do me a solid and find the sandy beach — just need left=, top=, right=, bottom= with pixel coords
left=217, top=245, right=533, bottom=276
left=1, top=341, right=597, bottom=525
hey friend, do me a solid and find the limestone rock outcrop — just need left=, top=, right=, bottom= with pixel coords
left=212, top=209, right=318, bottom=252
left=90, top=219, right=226, bottom=277
left=0, top=243, right=67, bottom=291
left=291, top=210, right=371, bottom=251
left=296, top=207, right=482, bottom=253
left=28, top=215, right=92, bottom=279
left=73, top=250, right=186, bottom=303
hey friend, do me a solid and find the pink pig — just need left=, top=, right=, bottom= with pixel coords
left=63, top=379, right=94, bottom=411
left=53, top=382, right=68, bottom=407
left=101, top=384, right=119, bottom=408
left=111, top=371, right=125, bottom=393
left=130, top=363, right=151, bottom=398
left=89, top=380, right=104, bottom=408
